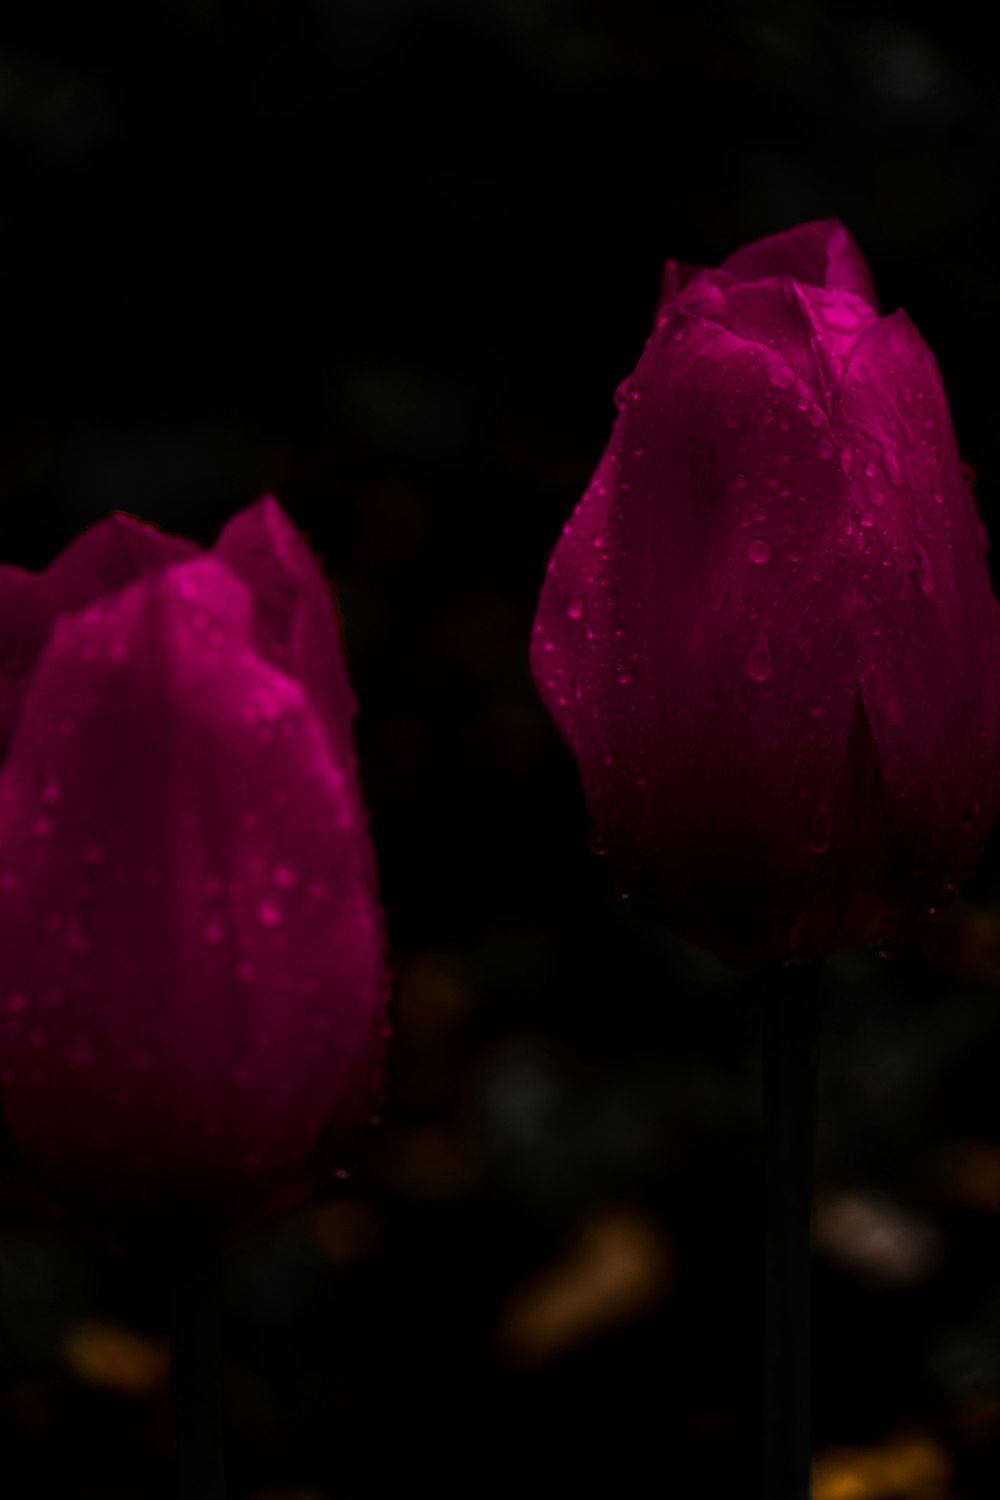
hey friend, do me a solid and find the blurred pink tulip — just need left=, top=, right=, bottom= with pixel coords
left=532, top=220, right=1000, bottom=966
left=0, top=498, right=388, bottom=1247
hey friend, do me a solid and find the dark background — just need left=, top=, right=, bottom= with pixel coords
left=3, top=1, right=1000, bottom=1496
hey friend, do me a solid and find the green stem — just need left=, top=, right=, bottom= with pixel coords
left=762, top=961, right=823, bottom=1500
left=169, top=1242, right=227, bottom=1500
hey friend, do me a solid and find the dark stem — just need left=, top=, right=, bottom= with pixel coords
left=762, top=961, right=823, bottom=1500
left=168, top=1242, right=227, bottom=1500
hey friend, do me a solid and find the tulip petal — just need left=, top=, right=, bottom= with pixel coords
left=657, top=258, right=707, bottom=310
left=721, top=218, right=879, bottom=308
left=214, top=497, right=363, bottom=800
left=838, top=309, right=1000, bottom=903
left=534, top=310, right=870, bottom=959
left=0, top=513, right=198, bottom=764
left=0, top=555, right=384, bottom=1240
left=531, top=409, right=625, bottom=756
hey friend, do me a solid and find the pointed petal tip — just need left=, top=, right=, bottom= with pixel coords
left=721, top=218, right=878, bottom=308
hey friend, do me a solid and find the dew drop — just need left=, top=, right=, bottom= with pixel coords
left=616, top=669, right=635, bottom=687
left=256, top=899, right=282, bottom=928
left=751, top=506, right=768, bottom=523
left=818, top=436, right=834, bottom=460
left=747, top=539, right=772, bottom=564
left=745, top=632, right=773, bottom=682
left=272, top=864, right=297, bottom=888
left=632, top=441, right=646, bottom=458
left=863, top=461, right=877, bottom=478
left=809, top=700, right=829, bottom=718
left=566, top=600, right=583, bottom=621
left=932, top=489, right=944, bottom=506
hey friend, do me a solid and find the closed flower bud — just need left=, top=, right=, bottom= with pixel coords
left=532, top=220, right=1000, bottom=967
left=0, top=498, right=388, bottom=1248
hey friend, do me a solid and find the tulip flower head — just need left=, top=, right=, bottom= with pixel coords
left=0, top=499, right=388, bottom=1248
left=532, top=219, right=1000, bottom=966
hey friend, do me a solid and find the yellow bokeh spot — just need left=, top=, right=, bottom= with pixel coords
left=61, top=1319, right=169, bottom=1398
left=813, top=1433, right=951, bottom=1500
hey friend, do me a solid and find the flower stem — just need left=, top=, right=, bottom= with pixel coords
left=169, top=1242, right=227, bottom=1500
left=762, top=961, right=823, bottom=1500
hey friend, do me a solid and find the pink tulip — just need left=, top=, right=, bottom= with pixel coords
left=532, top=219, right=1000, bottom=966
left=0, top=498, right=388, bottom=1246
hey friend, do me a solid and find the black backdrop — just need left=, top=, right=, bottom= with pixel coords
left=3, top=2, right=1000, bottom=1497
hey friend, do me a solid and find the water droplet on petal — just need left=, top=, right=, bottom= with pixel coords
left=272, top=865, right=297, bottom=888
left=566, top=600, right=583, bottom=621
left=863, top=461, right=877, bottom=478
left=256, top=900, right=282, bottom=927
left=747, top=539, right=772, bottom=565
left=818, top=436, right=834, bottom=460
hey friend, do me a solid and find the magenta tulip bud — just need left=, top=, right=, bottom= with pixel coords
left=0, top=498, right=388, bottom=1247
left=532, top=219, right=1000, bottom=967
